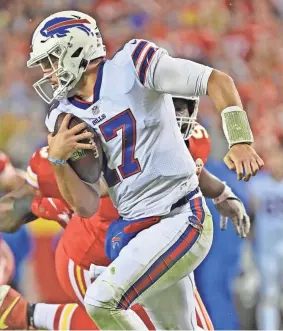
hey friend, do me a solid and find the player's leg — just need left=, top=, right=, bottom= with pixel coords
left=54, top=233, right=155, bottom=330
left=91, top=263, right=212, bottom=330
left=256, top=251, right=280, bottom=329
left=0, top=237, right=98, bottom=331
left=193, top=278, right=214, bottom=330
left=55, top=237, right=91, bottom=304
left=32, top=303, right=99, bottom=330
left=19, top=236, right=100, bottom=330
left=85, top=197, right=213, bottom=330
left=140, top=275, right=197, bottom=329
left=0, top=284, right=99, bottom=330
left=140, top=272, right=213, bottom=330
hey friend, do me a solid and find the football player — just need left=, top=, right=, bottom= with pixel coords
left=27, top=11, right=261, bottom=328
left=0, top=148, right=207, bottom=331
left=0, top=97, right=248, bottom=330
left=0, top=151, right=30, bottom=289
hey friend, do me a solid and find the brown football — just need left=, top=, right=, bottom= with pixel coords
left=54, top=113, right=103, bottom=183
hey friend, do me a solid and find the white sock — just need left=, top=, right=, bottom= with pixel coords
left=33, top=303, right=60, bottom=330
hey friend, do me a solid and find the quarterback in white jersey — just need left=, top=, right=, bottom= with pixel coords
left=28, top=11, right=263, bottom=330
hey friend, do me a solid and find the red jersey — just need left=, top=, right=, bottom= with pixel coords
left=26, top=146, right=118, bottom=268
left=187, top=123, right=211, bottom=175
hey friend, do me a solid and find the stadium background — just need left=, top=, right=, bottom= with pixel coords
left=0, top=0, right=283, bottom=329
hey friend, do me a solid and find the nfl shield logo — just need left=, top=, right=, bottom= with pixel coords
left=90, top=105, right=100, bottom=116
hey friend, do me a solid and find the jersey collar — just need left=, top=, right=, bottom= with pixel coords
left=68, top=60, right=105, bottom=110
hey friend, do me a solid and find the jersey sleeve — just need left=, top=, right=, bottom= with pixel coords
left=127, top=39, right=213, bottom=96
left=127, top=39, right=168, bottom=88
left=45, top=102, right=63, bottom=133
left=188, top=123, right=211, bottom=165
left=25, top=148, right=48, bottom=189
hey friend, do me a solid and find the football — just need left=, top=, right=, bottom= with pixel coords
left=54, top=113, right=103, bottom=183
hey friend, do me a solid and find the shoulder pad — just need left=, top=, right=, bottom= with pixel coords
left=45, top=106, right=63, bottom=133
left=48, top=100, right=60, bottom=117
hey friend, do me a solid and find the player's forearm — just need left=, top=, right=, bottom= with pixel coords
left=207, top=69, right=243, bottom=112
left=0, top=194, right=36, bottom=232
left=199, top=168, right=225, bottom=199
left=50, top=163, right=99, bottom=217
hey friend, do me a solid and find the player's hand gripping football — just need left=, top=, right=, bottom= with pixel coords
left=48, top=114, right=96, bottom=161
left=213, top=184, right=250, bottom=238
left=224, top=144, right=264, bottom=181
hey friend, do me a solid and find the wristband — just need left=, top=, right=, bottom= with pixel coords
left=213, top=183, right=232, bottom=204
left=221, top=106, right=254, bottom=148
left=47, top=157, right=67, bottom=165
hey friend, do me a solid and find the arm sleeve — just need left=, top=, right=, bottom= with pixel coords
left=128, top=39, right=213, bottom=96
left=150, top=55, right=213, bottom=96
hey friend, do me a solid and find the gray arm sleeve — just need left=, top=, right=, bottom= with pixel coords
left=149, top=54, right=213, bottom=96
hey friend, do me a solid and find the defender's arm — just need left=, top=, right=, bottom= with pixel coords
left=0, top=181, right=37, bottom=232
left=199, top=168, right=250, bottom=237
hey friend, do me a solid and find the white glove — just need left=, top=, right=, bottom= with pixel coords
left=213, top=184, right=250, bottom=238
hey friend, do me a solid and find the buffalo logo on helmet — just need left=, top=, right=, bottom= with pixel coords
left=40, top=17, right=94, bottom=38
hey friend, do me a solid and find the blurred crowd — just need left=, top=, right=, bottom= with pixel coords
left=1, top=0, right=283, bottom=165
left=1, top=1, right=283, bottom=329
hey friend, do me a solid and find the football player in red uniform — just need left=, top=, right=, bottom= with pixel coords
left=0, top=151, right=27, bottom=288
left=0, top=98, right=249, bottom=330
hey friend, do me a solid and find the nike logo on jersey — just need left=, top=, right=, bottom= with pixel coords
left=131, top=39, right=137, bottom=44
left=0, top=296, right=20, bottom=329
left=92, top=114, right=106, bottom=125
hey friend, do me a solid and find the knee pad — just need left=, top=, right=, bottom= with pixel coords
left=84, top=279, right=122, bottom=310
left=85, top=302, right=109, bottom=324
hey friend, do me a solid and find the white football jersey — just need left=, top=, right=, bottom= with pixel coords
left=46, top=39, right=212, bottom=219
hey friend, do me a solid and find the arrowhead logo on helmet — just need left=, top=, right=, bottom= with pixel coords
left=40, top=17, right=94, bottom=38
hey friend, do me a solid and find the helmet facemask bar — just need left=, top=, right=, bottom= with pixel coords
left=27, top=43, right=75, bottom=104
left=176, top=116, right=197, bottom=140
left=174, top=97, right=199, bottom=140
